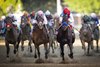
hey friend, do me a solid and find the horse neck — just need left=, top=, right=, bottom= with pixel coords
left=21, top=25, right=30, bottom=34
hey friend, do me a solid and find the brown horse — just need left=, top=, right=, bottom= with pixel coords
left=20, top=15, right=32, bottom=52
left=4, top=16, right=21, bottom=57
left=32, top=15, right=49, bottom=59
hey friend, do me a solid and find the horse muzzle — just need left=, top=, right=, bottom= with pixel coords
left=38, top=21, right=44, bottom=29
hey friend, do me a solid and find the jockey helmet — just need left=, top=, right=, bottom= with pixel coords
left=23, top=11, right=29, bottom=16
left=63, top=7, right=70, bottom=16
left=8, top=13, right=14, bottom=17
left=91, top=13, right=96, bottom=18
left=37, top=10, right=44, bottom=16
left=45, top=10, right=51, bottom=15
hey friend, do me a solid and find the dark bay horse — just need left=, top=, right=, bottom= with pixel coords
left=79, top=23, right=94, bottom=55
left=56, top=14, right=75, bottom=61
left=20, top=16, right=32, bottom=52
left=32, top=15, right=49, bottom=59
left=4, top=16, right=21, bottom=57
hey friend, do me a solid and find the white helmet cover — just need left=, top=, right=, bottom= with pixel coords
left=45, top=10, right=51, bottom=15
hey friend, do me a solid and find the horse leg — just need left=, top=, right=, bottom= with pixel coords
left=51, top=41, right=54, bottom=53
left=6, top=42, right=10, bottom=57
left=16, top=33, right=21, bottom=51
left=91, top=41, right=94, bottom=50
left=96, top=39, right=99, bottom=52
left=16, top=40, right=20, bottom=52
left=60, top=43, right=64, bottom=61
left=68, top=43, right=73, bottom=59
left=13, top=43, right=17, bottom=54
left=37, top=46, right=40, bottom=59
left=81, top=40, right=86, bottom=54
left=44, top=44, right=49, bottom=59
left=21, top=40, right=24, bottom=51
left=28, top=39, right=32, bottom=52
left=34, top=45, right=37, bottom=58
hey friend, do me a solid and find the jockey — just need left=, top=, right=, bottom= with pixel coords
left=30, top=11, right=35, bottom=19
left=82, top=15, right=91, bottom=24
left=45, top=10, right=55, bottom=34
left=0, top=17, right=6, bottom=35
left=60, top=7, right=74, bottom=30
left=21, top=11, right=32, bottom=32
left=35, top=10, right=49, bottom=33
left=45, top=10, right=54, bottom=28
left=29, top=11, right=37, bottom=25
left=8, top=13, right=20, bottom=31
left=90, top=13, right=99, bottom=26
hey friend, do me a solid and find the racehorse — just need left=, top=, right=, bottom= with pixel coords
left=20, top=16, right=32, bottom=52
left=47, top=20, right=56, bottom=53
left=4, top=16, right=21, bottom=57
left=32, top=15, right=49, bottom=59
left=56, top=14, right=75, bottom=61
left=80, top=23, right=94, bottom=55
left=90, top=21, right=99, bottom=52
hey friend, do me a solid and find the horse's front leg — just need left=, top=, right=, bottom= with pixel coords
left=60, top=43, right=64, bottom=61
left=44, top=44, right=49, bottom=59
left=5, top=42, right=10, bottom=57
left=68, top=43, right=73, bottom=59
left=28, top=39, right=32, bottom=52
left=87, top=42, right=91, bottom=55
left=14, top=43, right=17, bottom=54
left=21, top=40, right=24, bottom=51
left=34, top=45, right=37, bottom=58
left=80, top=40, right=86, bottom=55
left=37, top=45, right=40, bottom=59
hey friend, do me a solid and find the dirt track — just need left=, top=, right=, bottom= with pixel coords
left=0, top=38, right=100, bottom=67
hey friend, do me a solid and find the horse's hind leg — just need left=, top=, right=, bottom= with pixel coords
left=60, top=43, right=64, bottom=61
left=6, top=43, right=10, bottom=57
left=50, top=41, right=54, bottom=53
left=21, top=41, right=24, bottom=51
left=96, top=39, right=99, bottom=52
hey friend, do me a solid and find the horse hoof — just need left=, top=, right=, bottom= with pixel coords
left=62, top=57, right=65, bottom=61
left=30, top=49, right=33, bottom=53
left=14, top=50, right=16, bottom=54
left=96, top=50, right=99, bottom=53
left=7, top=55, right=9, bottom=58
left=68, top=54, right=73, bottom=59
left=45, top=55, right=48, bottom=59
left=52, top=51, right=54, bottom=53
left=34, top=55, right=37, bottom=58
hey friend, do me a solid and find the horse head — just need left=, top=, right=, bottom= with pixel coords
left=5, top=16, right=14, bottom=31
left=36, top=15, right=44, bottom=29
left=81, top=24, right=91, bottom=36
